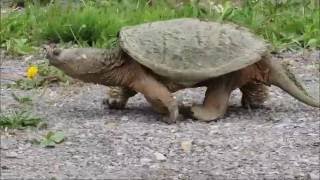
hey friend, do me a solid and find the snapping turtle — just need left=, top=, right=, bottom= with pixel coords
left=45, top=18, right=319, bottom=123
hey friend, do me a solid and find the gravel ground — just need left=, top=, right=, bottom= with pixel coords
left=0, top=50, right=319, bottom=179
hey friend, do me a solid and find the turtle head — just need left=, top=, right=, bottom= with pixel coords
left=43, top=44, right=63, bottom=66
left=44, top=45, right=108, bottom=80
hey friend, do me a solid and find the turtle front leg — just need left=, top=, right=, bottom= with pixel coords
left=191, top=82, right=233, bottom=121
left=131, top=75, right=179, bottom=124
left=103, top=86, right=137, bottom=109
left=240, top=81, right=269, bottom=109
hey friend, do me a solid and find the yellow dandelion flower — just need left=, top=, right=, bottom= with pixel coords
left=27, top=65, right=38, bottom=79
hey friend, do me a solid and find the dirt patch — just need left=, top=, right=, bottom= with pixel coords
left=0, top=50, right=319, bottom=179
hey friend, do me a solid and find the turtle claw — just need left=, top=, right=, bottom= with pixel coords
left=103, top=97, right=127, bottom=109
left=160, top=101, right=180, bottom=124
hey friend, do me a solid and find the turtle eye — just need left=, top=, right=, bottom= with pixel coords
left=53, top=49, right=62, bottom=56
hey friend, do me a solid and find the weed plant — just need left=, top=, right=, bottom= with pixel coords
left=7, top=62, right=70, bottom=90
left=0, top=93, right=43, bottom=129
left=0, top=111, right=42, bottom=129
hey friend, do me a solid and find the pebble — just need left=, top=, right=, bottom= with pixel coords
left=121, top=116, right=129, bottom=121
left=105, top=122, right=118, bottom=129
left=5, top=152, right=18, bottom=158
left=181, top=140, right=193, bottom=154
left=24, top=55, right=33, bottom=62
left=154, top=152, right=166, bottom=161
left=65, top=141, right=73, bottom=145
left=1, top=144, right=9, bottom=150
left=140, top=158, right=152, bottom=164
left=1, top=165, right=9, bottom=170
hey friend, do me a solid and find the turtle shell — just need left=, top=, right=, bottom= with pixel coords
left=119, top=18, right=269, bottom=86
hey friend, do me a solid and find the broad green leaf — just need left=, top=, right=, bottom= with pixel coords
left=50, top=131, right=65, bottom=143
left=40, top=139, right=56, bottom=148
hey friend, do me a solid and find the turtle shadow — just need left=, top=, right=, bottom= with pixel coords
left=52, top=100, right=273, bottom=124
left=125, top=104, right=273, bottom=123
left=178, top=104, right=272, bottom=120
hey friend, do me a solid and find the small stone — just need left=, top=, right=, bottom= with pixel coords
left=170, top=128, right=177, bottom=133
left=178, top=174, right=187, bottom=179
left=1, top=165, right=9, bottom=170
left=154, top=152, right=166, bottom=161
left=5, top=152, right=18, bottom=158
left=168, top=150, right=177, bottom=157
left=65, top=141, right=73, bottom=145
left=105, top=122, right=118, bottom=129
left=121, top=116, right=129, bottom=121
left=150, top=164, right=160, bottom=169
left=24, top=55, right=33, bottom=61
left=140, top=158, right=152, bottom=164
left=1, top=144, right=9, bottom=150
left=72, top=155, right=82, bottom=160
left=181, top=140, right=193, bottom=153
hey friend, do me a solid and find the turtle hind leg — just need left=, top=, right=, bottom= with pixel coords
left=103, top=86, right=137, bottom=109
left=240, top=81, right=269, bottom=109
left=191, top=82, right=233, bottom=122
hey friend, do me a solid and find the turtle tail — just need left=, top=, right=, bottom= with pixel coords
left=263, top=56, right=319, bottom=108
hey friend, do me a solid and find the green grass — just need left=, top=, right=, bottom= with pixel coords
left=0, top=111, right=42, bottom=129
left=11, top=93, right=33, bottom=105
left=1, top=93, right=44, bottom=130
left=1, top=0, right=319, bottom=55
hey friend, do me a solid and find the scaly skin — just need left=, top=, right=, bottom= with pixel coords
left=240, top=82, right=269, bottom=109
